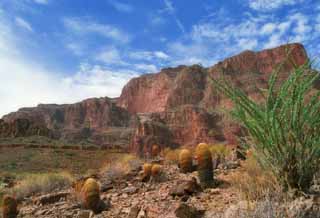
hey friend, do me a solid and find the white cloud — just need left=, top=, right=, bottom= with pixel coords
left=134, top=64, right=158, bottom=73
left=15, top=17, right=33, bottom=32
left=0, top=16, right=137, bottom=117
left=238, top=38, right=258, bottom=50
left=63, top=17, right=130, bottom=43
left=129, top=50, right=170, bottom=61
left=248, top=0, right=303, bottom=11
left=108, top=0, right=133, bottom=13
left=66, top=42, right=84, bottom=56
left=154, top=51, right=169, bottom=59
left=162, top=0, right=185, bottom=33
left=96, top=47, right=126, bottom=65
left=33, top=0, right=49, bottom=5
left=261, top=23, right=277, bottom=34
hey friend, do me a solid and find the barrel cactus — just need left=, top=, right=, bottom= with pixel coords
left=151, top=164, right=161, bottom=177
left=142, top=163, right=153, bottom=182
left=81, top=178, right=101, bottom=213
left=151, top=144, right=160, bottom=157
left=195, top=143, right=214, bottom=188
left=179, top=149, right=193, bottom=173
left=2, top=195, right=18, bottom=218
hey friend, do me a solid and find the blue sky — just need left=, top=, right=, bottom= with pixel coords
left=0, top=0, right=319, bottom=116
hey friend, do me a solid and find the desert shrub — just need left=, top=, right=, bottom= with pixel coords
left=229, top=155, right=281, bottom=201
left=208, top=144, right=232, bottom=159
left=9, top=172, right=74, bottom=200
left=213, top=61, right=320, bottom=193
left=100, top=154, right=142, bottom=181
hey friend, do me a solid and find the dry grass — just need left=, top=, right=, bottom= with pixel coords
left=208, top=144, right=232, bottom=159
left=163, top=148, right=182, bottom=165
left=229, top=155, right=282, bottom=201
left=8, top=172, right=74, bottom=201
left=100, top=154, right=142, bottom=181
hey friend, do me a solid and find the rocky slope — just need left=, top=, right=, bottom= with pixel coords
left=0, top=43, right=309, bottom=154
left=11, top=157, right=320, bottom=218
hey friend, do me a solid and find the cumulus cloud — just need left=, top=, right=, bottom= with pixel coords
left=0, top=16, right=137, bottom=117
left=15, top=17, right=33, bottom=32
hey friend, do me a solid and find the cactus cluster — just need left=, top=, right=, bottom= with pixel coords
left=2, top=195, right=18, bottom=218
left=178, top=149, right=193, bottom=173
left=81, top=178, right=101, bottom=214
left=142, top=163, right=162, bottom=182
left=195, top=143, right=214, bottom=188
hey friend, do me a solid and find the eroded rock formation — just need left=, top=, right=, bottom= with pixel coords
left=0, top=43, right=309, bottom=154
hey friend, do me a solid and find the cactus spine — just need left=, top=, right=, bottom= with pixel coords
left=81, top=178, right=101, bottom=213
left=2, top=195, right=18, bottom=218
left=179, top=149, right=193, bottom=173
left=195, top=143, right=213, bottom=188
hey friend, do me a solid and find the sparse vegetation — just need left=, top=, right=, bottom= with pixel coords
left=100, top=154, right=142, bottom=181
left=0, top=147, right=124, bottom=175
left=8, top=172, right=74, bottom=200
left=213, top=61, right=320, bottom=193
left=229, top=155, right=281, bottom=201
left=208, top=144, right=232, bottom=160
left=163, top=148, right=181, bottom=165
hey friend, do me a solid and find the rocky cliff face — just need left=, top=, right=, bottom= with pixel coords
left=118, top=43, right=308, bottom=154
left=2, top=97, right=134, bottom=145
left=0, top=43, right=309, bottom=154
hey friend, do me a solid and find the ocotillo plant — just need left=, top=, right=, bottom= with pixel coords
left=212, top=59, right=320, bottom=192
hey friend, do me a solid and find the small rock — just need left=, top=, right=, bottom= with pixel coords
left=175, top=203, right=204, bottom=218
left=137, top=208, right=147, bottom=218
left=77, top=210, right=91, bottom=218
left=123, top=186, right=139, bottom=194
left=127, top=205, right=141, bottom=218
left=170, top=178, right=201, bottom=197
left=33, top=191, right=70, bottom=205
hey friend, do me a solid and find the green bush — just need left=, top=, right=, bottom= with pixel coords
left=213, top=61, right=320, bottom=193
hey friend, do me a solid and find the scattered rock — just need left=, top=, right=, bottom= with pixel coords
left=174, top=203, right=204, bottom=218
left=286, top=196, right=320, bottom=218
left=127, top=205, right=141, bottom=218
left=170, top=178, right=201, bottom=197
left=33, top=191, right=70, bottom=205
left=77, top=210, right=91, bottom=218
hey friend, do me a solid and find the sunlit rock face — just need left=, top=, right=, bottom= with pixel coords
left=0, top=43, right=309, bottom=153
